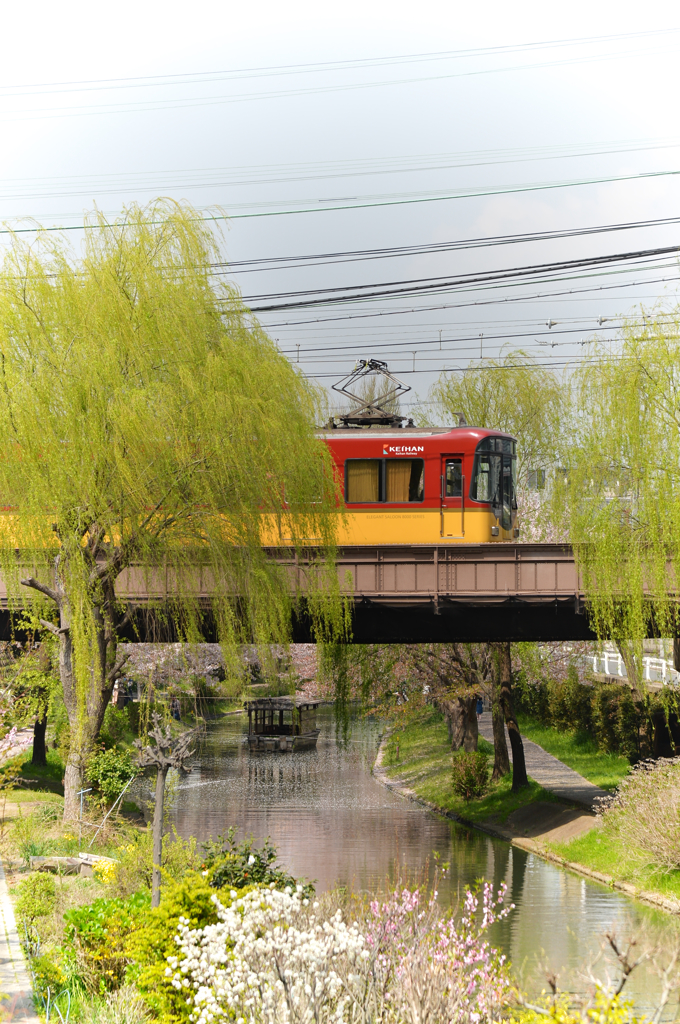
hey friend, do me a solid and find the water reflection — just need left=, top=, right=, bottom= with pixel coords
left=170, top=708, right=679, bottom=1007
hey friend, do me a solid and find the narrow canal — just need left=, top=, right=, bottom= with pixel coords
left=172, top=707, right=677, bottom=1004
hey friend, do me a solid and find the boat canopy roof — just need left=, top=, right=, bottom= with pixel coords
left=244, top=696, right=322, bottom=712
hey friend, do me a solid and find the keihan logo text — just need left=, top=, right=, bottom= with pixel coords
left=382, top=445, right=425, bottom=454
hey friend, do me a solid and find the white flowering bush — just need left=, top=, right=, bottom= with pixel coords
left=166, top=880, right=513, bottom=1024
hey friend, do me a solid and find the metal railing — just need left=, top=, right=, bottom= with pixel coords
left=592, top=651, right=680, bottom=686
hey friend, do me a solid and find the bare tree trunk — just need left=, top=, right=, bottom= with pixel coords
left=462, top=697, right=478, bottom=752
left=617, top=640, right=645, bottom=694
left=499, top=642, right=528, bottom=791
left=491, top=651, right=510, bottom=782
left=63, top=759, right=84, bottom=821
left=152, top=765, right=169, bottom=908
left=674, top=638, right=680, bottom=674
left=442, top=697, right=479, bottom=752
left=31, top=714, right=47, bottom=767
left=449, top=700, right=466, bottom=750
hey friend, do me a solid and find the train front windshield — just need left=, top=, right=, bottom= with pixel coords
left=470, top=437, right=517, bottom=530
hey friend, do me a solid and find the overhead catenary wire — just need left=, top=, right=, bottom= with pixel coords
left=276, top=321, right=664, bottom=360
left=303, top=353, right=630, bottom=379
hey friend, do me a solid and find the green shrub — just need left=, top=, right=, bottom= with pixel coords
left=125, top=873, right=224, bottom=1023
left=86, top=749, right=137, bottom=804
left=203, top=826, right=313, bottom=894
left=30, top=951, right=65, bottom=1002
left=107, top=828, right=202, bottom=900
left=12, top=812, right=52, bottom=866
left=100, top=706, right=132, bottom=749
left=451, top=750, right=490, bottom=801
left=513, top=666, right=677, bottom=761
left=64, top=890, right=150, bottom=992
left=15, top=873, right=57, bottom=924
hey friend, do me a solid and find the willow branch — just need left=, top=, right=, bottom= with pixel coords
left=106, top=651, right=131, bottom=683
left=20, top=576, right=60, bottom=606
left=39, top=619, right=69, bottom=636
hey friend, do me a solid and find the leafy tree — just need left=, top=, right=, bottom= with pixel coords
left=558, top=314, right=680, bottom=688
left=0, top=201, right=343, bottom=820
left=135, top=713, right=194, bottom=907
left=2, top=618, right=62, bottom=766
left=428, top=350, right=564, bottom=539
left=401, top=643, right=489, bottom=752
left=426, top=353, right=564, bottom=789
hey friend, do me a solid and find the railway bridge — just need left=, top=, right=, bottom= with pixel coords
left=0, top=542, right=657, bottom=642
left=106, top=543, right=595, bottom=643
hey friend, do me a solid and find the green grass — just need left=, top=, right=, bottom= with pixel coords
left=3, top=790, right=63, bottom=805
left=3, top=749, right=65, bottom=795
left=550, top=827, right=680, bottom=902
left=517, top=714, right=630, bottom=790
left=383, top=709, right=557, bottom=825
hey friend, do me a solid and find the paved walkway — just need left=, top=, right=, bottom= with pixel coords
left=478, top=712, right=609, bottom=810
left=0, top=861, right=40, bottom=1023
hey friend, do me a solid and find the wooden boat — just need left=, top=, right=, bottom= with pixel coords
left=245, top=696, right=321, bottom=752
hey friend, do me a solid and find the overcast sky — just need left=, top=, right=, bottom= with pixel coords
left=2, top=0, right=680, bottom=414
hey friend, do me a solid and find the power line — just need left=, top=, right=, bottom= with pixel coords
left=259, top=273, right=680, bottom=327
left=220, top=213, right=680, bottom=274
left=3, top=28, right=675, bottom=94
left=2, top=33, right=678, bottom=121
left=241, top=246, right=680, bottom=312
left=4, top=167, right=680, bottom=235
left=5, top=138, right=679, bottom=207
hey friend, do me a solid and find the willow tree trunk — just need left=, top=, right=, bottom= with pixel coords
left=59, top=604, right=115, bottom=821
left=31, top=714, right=47, bottom=767
left=617, top=640, right=652, bottom=757
left=499, top=642, right=528, bottom=791
left=152, top=765, right=169, bottom=908
left=491, top=651, right=510, bottom=782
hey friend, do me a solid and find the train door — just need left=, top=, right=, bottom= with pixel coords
left=440, top=456, right=464, bottom=538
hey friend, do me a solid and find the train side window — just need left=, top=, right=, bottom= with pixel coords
left=346, top=459, right=381, bottom=502
left=386, top=459, right=424, bottom=502
left=409, top=460, right=424, bottom=502
left=444, top=459, right=462, bottom=497
left=345, top=458, right=424, bottom=503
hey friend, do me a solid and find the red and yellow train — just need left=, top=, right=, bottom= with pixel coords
left=322, top=424, right=518, bottom=545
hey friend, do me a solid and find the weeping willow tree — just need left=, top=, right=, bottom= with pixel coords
left=428, top=351, right=564, bottom=482
left=0, top=201, right=344, bottom=819
left=561, top=311, right=680, bottom=687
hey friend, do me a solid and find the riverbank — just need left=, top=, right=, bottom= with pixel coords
left=374, top=709, right=599, bottom=841
left=516, top=714, right=630, bottom=790
left=374, top=710, right=680, bottom=916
